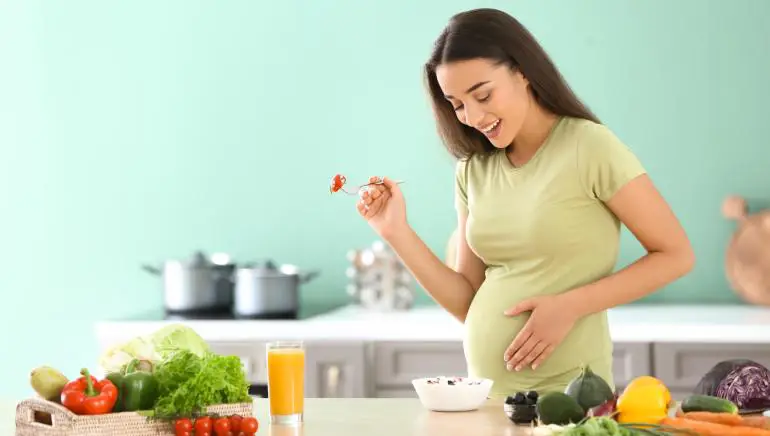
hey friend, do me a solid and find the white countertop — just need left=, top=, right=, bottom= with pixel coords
left=94, top=303, right=770, bottom=345
left=5, top=397, right=555, bottom=436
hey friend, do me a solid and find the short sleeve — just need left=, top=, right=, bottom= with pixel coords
left=576, top=123, right=647, bottom=202
left=454, top=159, right=469, bottom=214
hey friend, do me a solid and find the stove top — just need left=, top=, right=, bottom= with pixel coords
left=118, top=302, right=345, bottom=322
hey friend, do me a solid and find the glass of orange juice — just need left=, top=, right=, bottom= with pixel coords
left=266, top=341, right=305, bottom=425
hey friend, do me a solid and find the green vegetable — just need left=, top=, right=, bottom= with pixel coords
left=536, top=391, right=585, bottom=426
left=680, top=394, right=738, bottom=414
left=106, top=359, right=159, bottom=412
left=151, top=349, right=251, bottom=419
left=564, top=364, right=616, bottom=413
left=99, top=324, right=210, bottom=374
left=559, top=416, right=697, bottom=435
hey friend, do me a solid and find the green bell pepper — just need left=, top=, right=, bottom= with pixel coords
left=106, top=359, right=159, bottom=412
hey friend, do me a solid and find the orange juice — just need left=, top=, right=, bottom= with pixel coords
left=266, top=342, right=305, bottom=423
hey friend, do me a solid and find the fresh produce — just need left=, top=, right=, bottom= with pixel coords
left=174, top=415, right=258, bottom=436
left=661, top=416, right=770, bottom=435
left=680, top=393, right=738, bottom=414
left=99, top=324, right=210, bottom=374
left=547, top=416, right=703, bottom=435
left=536, top=391, right=585, bottom=426
left=616, top=383, right=669, bottom=425
left=330, top=173, right=347, bottom=193
left=624, top=375, right=671, bottom=407
left=505, top=390, right=539, bottom=424
left=29, top=365, right=69, bottom=402
left=564, top=364, right=615, bottom=413
left=60, top=368, right=118, bottom=415
left=693, top=359, right=770, bottom=411
left=586, top=394, right=617, bottom=417
left=683, top=410, right=770, bottom=429
left=106, top=358, right=159, bottom=412
left=152, top=349, right=251, bottom=419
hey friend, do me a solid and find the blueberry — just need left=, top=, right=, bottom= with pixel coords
left=524, top=396, right=536, bottom=405
left=525, top=390, right=539, bottom=401
left=512, top=392, right=526, bottom=405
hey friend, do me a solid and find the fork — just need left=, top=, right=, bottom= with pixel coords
left=339, top=179, right=405, bottom=196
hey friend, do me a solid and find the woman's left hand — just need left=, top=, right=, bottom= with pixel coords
left=502, top=295, right=579, bottom=371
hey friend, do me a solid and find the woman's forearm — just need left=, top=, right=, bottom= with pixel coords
left=383, top=225, right=477, bottom=323
left=561, top=248, right=695, bottom=318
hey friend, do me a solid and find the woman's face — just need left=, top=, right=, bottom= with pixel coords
left=435, top=58, right=531, bottom=149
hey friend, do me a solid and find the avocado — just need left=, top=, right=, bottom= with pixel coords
left=536, top=391, right=585, bottom=425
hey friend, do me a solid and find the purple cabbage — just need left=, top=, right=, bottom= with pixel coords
left=694, top=359, right=770, bottom=410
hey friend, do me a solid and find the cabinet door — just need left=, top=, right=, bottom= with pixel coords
left=653, top=343, right=770, bottom=393
left=374, top=341, right=467, bottom=387
left=305, top=341, right=367, bottom=398
left=612, top=342, right=652, bottom=390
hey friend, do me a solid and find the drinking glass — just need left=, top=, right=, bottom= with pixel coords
left=266, top=341, right=305, bottom=425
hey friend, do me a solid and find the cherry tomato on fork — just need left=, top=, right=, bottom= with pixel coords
left=330, top=173, right=347, bottom=193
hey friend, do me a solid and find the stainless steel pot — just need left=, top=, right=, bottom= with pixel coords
left=233, top=260, right=319, bottom=319
left=143, top=251, right=235, bottom=314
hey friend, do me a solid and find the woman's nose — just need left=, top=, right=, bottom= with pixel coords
left=464, top=104, right=485, bottom=128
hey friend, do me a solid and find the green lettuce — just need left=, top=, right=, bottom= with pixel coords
left=99, top=324, right=210, bottom=374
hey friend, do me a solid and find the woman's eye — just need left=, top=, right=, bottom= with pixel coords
left=453, top=104, right=464, bottom=112
left=477, top=93, right=491, bottom=102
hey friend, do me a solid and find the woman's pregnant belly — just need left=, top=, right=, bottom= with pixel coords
left=464, top=276, right=615, bottom=397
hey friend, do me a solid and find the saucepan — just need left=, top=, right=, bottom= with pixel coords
left=232, top=260, right=320, bottom=319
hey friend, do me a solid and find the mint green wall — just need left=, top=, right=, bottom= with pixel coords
left=2, top=0, right=768, bottom=398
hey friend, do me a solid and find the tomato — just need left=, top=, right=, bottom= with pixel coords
left=229, top=415, right=243, bottom=432
left=197, top=432, right=211, bottom=436
left=175, top=418, right=192, bottom=435
left=330, top=173, right=347, bottom=193
left=241, top=417, right=259, bottom=434
left=195, top=416, right=212, bottom=433
left=213, top=417, right=231, bottom=435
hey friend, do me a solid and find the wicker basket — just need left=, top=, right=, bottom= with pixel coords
left=15, top=397, right=254, bottom=436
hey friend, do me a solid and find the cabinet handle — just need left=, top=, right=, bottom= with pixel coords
left=325, top=365, right=341, bottom=397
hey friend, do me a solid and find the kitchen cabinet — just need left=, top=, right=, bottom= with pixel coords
left=305, top=341, right=368, bottom=398
left=612, top=342, right=652, bottom=391
left=372, top=341, right=467, bottom=397
left=652, top=343, right=770, bottom=401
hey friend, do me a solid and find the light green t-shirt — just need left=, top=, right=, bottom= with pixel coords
left=455, top=116, right=646, bottom=399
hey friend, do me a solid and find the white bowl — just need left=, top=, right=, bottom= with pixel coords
left=412, top=376, right=494, bottom=412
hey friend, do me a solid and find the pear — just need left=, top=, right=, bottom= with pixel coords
left=30, top=366, right=69, bottom=402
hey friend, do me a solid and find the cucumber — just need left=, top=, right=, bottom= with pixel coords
left=681, top=394, right=738, bottom=414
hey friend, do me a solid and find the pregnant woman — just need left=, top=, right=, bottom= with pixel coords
left=356, top=8, right=695, bottom=399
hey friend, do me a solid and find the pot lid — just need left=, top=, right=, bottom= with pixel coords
left=244, top=260, right=300, bottom=276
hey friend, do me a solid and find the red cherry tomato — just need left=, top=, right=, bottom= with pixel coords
left=229, top=415, right=243, bottom=432
left=241, top=416, right=259, bottom=434
left=213, top=417, right=231, bottom=435
left=175, top=418, right=192, bottom=435
left=330, top=173, right=347, bottom=193
left=195, top=416, right=212, bottom=433
left=197, top=432, right=211, bottom=436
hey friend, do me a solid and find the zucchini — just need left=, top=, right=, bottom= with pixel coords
left=681, top=394, right=738, bottom=414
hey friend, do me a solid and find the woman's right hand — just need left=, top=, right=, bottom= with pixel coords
left=356, top=176, right=408, bottom=239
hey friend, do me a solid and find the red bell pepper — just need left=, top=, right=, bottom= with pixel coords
left=60, top=368, right=118, bottom=415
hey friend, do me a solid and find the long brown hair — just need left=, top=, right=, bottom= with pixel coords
left=425, top=8, right=600, bottom=160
